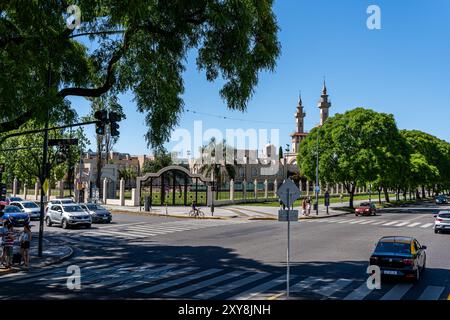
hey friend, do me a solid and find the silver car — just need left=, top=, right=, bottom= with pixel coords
left=9, top=201, right=41, bottom=220
left=80, top=203, right=112, bottom=224
left=434, top=211, right=450, bottom=234
left=45, top=204, right=91, bottom=229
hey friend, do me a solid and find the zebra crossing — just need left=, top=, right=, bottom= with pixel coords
left=49, top=219, right=249, bottom=246
left=1, top=260, right=447, bottom=300
left=303, top=217, right=436, bottom=230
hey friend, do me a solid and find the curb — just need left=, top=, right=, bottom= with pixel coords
left=248, top=211, right=351, bottom=221
left=111, top=210, right=235, bottom=220
left=0, top=246, right=73, bottom=276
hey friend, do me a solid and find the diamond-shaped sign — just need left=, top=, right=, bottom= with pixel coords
left=277, top=179, right=301, bottom=207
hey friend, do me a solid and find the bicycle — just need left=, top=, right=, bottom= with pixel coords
left=188, top=208, right=205, bottom=218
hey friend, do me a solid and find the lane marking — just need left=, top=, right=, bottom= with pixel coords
left=420, top=223, right=433, bottom=228
left=314, top=279, right=353, bottom=298
left=407, top=222, right=421, bottom=227
left=228, top=275, right=288, bottom=300
left=267, top=292, right=285, bottom=300
left=418, top=286, right=445, bottom=300
left=380, top=284, right=412, bottom=300
left=290, top=276, right=323, bottom=293
left=344, top=282, right=374, bottom=300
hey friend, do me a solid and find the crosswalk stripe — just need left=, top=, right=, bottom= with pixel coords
left=127, top=225, right=193, bottom=232
left=380, top=284, right=412, bottom=300
left=88, top=265, right=174, bottom=289
left=193, top=272, right=270, bottom=300
left=165, top=271, right=246, bottom=297
left=350, top=220, right=369, bottom=224
left=358, top=220, right=376, bottom=225
left=314, top=279, right=353, bottom=297
left=45, top=263, right=134, bottom=287
left=229, top=275, right=288, bottom=300
left=394, top=221, right=411, bottom=227
left=137, top=268, right=222, bottom=294
left=338, top=219, right=357, bottom=224
left=112, top=266, right=198, bottom=292
left=86, top=230, right=148, bottom=238
left=371, top=220, right=387, bottom=225
left=407, top=222, right=422, bottom=227
left=343, top=282, right=373, bottom=300
left=418, top=286, right=445, bottom=300
left=382, top=221, right=401, bottom=226
left=420, top=223, right=433, bottom=228
left=290, top=276, right=322, bottom=293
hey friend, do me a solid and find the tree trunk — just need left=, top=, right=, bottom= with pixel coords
left=378, top=189, right=382, bottom=205
left=383, top=187, right=390, bottom=203
left=421, top=185, right=426, bottom=198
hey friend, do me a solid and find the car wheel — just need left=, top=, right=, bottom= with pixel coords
left=434, top=228, right=439, bottom=234
left=61, top=219, right=69, bottom=229
left=45, top=216, right=52, bottom=227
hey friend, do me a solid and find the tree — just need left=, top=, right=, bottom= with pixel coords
left=118, top=166, right=138, bottom=188
left=198, top=137, right=236, bottom=185
left=278, top=146, right=283, bottom=160
left=297, top=108, right=403, bottom=208
left=142, top=151, right=173, bottom=174
left=0, top=0, right=281, bottom=149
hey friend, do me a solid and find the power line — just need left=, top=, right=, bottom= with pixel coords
left=185, top=109, right=293, bottom=125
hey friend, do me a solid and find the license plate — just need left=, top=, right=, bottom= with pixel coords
left=445, top=225, right=450, bottom=229
left=383, top=270, right=398, bottom=275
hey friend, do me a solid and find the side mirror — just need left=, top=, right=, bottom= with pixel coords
left=434, top=215, right=437, bottom=218
left=422, top=245, right=427, bottom=250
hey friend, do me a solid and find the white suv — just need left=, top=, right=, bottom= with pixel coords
left=45, top=204, right=92, bottom=229
left=45, top=198, right=76, bottom=212
left=434, top=211, right=450, bottom=234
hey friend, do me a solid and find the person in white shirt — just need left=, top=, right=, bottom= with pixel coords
left=19, top=223, right=32, bottom=269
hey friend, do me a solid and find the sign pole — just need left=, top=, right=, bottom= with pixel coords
left=287, top=188, right=290, bottom=299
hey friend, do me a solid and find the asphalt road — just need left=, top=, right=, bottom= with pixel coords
left=1, top=201, right=449, bottom=300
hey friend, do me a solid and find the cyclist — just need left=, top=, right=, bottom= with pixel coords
left=191, top=201, right=199, bottom=216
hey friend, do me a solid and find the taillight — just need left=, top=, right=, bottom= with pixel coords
left=436, top=218, right=443, bottom=222
left=402, top=259, right=414, bottom=266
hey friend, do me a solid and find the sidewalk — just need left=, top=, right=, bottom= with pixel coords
left=105, top=203, right=352, bottom=220
left=0, top=237, right=73, bottom=275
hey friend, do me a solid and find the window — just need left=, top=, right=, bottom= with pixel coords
left=252, top=167, right=258, bottom=177
left=51, top=205, right=61, bottom=211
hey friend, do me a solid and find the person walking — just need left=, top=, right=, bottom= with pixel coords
left=301, top=198, right=307, bottom=216
left=3, top=223, right=14, bottom=269
left=340, top=193, right=343, bottom=204
left=19, top=223, right=32, bottom=269
left=306, top=197, right=311, bottom=216
left=0, top=221, right=8, bottom=267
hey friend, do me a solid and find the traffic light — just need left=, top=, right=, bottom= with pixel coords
left=109, top=111, right=121, bottom=137
left=94, top=110, right=108, bottom=135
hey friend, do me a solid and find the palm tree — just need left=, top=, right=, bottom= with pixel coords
left=118, top=167, right=138, bottom=188
left=198, top=138, right=236, bottom=185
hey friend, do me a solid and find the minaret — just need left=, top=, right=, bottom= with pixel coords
left=318, top=80, right=331, bottom=126
left=291, top=93, right=306, bottom=154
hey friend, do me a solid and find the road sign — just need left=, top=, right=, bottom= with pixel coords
left=277, top=179, right=301, bottom=207
left=324, top=191, right=330, bottom=206
left=0, top=163, right=5, bottom=173
left=278, top=210, right=299, bottom=222
left=315, top=186, right=320, bottom=193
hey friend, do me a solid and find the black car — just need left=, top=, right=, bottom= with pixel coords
left=369, top=236, right=427, bottom=281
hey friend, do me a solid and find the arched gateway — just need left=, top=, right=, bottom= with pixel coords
left=136, top=166, right=211, bottom=206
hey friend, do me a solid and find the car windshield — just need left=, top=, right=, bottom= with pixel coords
left=438, top=213, right=450, bottom=219
left=22, top=202, right=39, bottom=209
left=63, top=205, right=84, bottom=213
left=4, top=206, right=22, bottom=213
left=9, top=197, right=23, bottom=202
left=86, top=204, right=104, bottom=210
left=61, top=199, right=74, bottom=204
left=359, top=202, right=371, bottom=207
left=375, top=241, right=411, bottom=254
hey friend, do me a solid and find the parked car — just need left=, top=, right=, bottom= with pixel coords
left=80, top=203, right=112, bottom=224
left=0, top=196, right=24, bottom=210
left=1, top=205, right=30, bottom=227
left=9, top=201, right=41, bottom=221
left=355, top=202, right=377, bottom=216
left=45, top=198, right=76, bottom=212
left=435, top=195, right=447, bottom=205
left=45, top=204, right=91, bottom=229
left=369, top=236, right=426, bottom=281
left=434, top=211, right=450, bottom=234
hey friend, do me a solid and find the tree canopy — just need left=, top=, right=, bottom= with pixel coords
left=0, top=0, right=280, bottom=148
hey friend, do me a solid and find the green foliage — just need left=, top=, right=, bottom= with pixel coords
left=0, top=0, right=281, bottom=149
left=142, top=150, right=173, bottom=174
left=198, top=137, right=236, bottom=184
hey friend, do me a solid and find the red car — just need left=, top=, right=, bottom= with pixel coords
left=355, top=202, right=377, bottom=216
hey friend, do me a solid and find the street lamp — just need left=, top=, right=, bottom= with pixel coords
left=243, top=156, right=248, bottom=201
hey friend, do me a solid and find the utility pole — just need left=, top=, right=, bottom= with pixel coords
left=315, top=127, right=320, bottom=215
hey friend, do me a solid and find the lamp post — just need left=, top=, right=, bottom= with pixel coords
left=369, top=183, right=372, bottom=204
left=243, top=156, right=248, bottom=201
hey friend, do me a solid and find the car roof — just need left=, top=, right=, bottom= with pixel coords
left=379, top=236, right=414, bottom=244
left=61, top=203, right=81, bottom=206
left=438, top=211, right=450, bottom=214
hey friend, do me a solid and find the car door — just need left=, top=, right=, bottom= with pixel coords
left=52, top=205, right=62, bottom=223
left=413, top=240, right=424, bottom=268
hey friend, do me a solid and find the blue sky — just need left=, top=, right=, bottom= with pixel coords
left=72, top=0, right=450, bottom=157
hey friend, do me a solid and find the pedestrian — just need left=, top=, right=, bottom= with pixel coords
left=340, top=193, right=343, bottom=204
left=306, top=197, right=311, bottom=216
left=3, top=223, right=14, bottom=269
left=0, top=220, right=7, bottom=267
left=301, top=198, right=307, bottom=216
left=19, top=223, right=32, bottom=269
